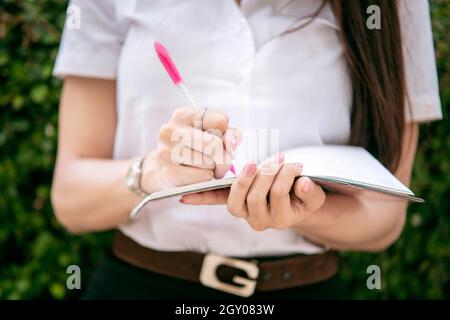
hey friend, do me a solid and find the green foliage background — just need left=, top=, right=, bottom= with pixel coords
left=0, top=1, right=448, bottom=299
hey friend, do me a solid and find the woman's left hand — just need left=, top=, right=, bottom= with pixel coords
left=180, top=153, right=326, bottom=231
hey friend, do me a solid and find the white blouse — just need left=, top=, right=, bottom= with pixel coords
left=54, top=0, right=442, bottom=257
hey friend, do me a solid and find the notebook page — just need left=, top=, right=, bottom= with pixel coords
left=283, top=145, right=412, bottom=195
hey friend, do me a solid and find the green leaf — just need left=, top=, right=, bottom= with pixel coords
left=30, top=84, right=49, bottom=104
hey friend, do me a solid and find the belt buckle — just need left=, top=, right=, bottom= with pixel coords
left=199, top=253, right=259, bottom=297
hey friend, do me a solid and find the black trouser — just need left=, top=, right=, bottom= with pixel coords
left=83, top=251, right=350, bottom=299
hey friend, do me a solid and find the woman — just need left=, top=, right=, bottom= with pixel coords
left=51, top=0, right=442, bottom=299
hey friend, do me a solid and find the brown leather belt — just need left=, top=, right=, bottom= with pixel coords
left=112, top=231, right=339, bottom=297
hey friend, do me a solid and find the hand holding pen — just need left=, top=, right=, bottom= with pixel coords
left=154, top=41, right=238, bottom=177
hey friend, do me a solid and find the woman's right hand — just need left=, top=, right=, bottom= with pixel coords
left=141, top=107, right=241, bottom=194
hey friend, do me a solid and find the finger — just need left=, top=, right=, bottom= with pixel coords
left=160, top=163, right=214, bottom=188
left=227, top=161, right=258, bottom=218
left=180, top=189, right=229, bottom=205
left=269, top=163, right=303, bottom=229
left=155, top=145, right=213, bottom=170
left=293, top=176, right=326, bottom=212
left=169, top=107, right=204, bottom=129
left=223, top=128, right=243, bottom=158
left=246, top=153, right=284, bottom=230
left=169, top=107, right=202, bottom=128
left=201, top=109, right=229, bottom=135
left=170, top=126, right=232, bottom=178
left=203, top=128, right=232, bottom=177
left=170, top=107, right=229, bottom=135
left=200, top=130, right=232, bottom=178
left=172, top=146, right=215, bottom=170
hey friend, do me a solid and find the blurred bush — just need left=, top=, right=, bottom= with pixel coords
left=0, top=0, right=448, bottom=299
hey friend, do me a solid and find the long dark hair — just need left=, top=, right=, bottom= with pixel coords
left=329, top=0, right=407, bottom=171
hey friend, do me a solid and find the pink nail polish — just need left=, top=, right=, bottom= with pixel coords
left=295, top=163, right=303, bottom=172
left=278, top=153, right=285, bottom=164
left=244, top=162, right=257, bottom=176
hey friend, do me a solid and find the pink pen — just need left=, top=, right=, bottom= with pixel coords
left=154, top=41, right=236, bottom=175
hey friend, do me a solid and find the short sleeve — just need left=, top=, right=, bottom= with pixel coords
left=399, top=0, right=442, bottom=122
left=53, top=0, right=124, bottom=79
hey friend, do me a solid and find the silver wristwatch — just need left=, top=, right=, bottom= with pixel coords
left=126, top=157, right=149, bottom=198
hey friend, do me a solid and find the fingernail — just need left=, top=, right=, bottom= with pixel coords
left=301, top=178, right=311, bottom=192
left=278, top=153, right=284, bottom=163
left=271, top=152, right=284, bottom=165
left=295, top=163, right=303, bottom=173
left=244, top=162, right=257, bottom=176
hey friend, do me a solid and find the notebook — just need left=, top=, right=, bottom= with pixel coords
left=130, top=145, right=423, bottom=218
